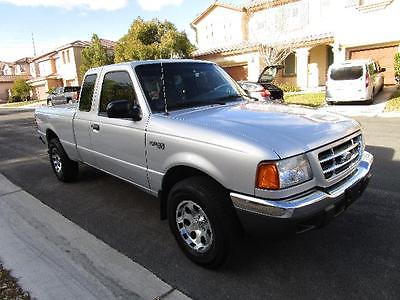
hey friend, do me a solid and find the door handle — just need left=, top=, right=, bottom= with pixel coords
left=91, top=124, right=100, bottom=131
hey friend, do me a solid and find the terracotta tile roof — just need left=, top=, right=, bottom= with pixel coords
left=0, top=75, right=29, bottom=82
left=191, top=1, right=243, bottom=25
left=30, top=38, right=116, bottom=62
left=245, top=0, right=298, bottom=11
left=14, top=57, right=32, bottom=64
left=192, top=32, right=334, bottom=57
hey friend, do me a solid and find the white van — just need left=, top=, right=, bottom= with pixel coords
left=326, top=60, right=385, bottom=104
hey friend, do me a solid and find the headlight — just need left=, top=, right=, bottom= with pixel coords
left=256, top=154, right=313, bottom=190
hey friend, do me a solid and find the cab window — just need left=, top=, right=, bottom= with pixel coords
left=99, top=71, right=137, bottom=116
left=79, top=74, right=97, bottom=112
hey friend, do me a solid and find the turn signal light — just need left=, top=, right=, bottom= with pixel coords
left=256, top=163, right=279, bottom=190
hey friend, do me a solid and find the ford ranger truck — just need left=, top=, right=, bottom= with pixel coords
left=34, top=60, right=373, bottom=269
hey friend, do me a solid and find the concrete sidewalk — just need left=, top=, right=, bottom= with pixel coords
left=0, top=173, right=189, bottom=300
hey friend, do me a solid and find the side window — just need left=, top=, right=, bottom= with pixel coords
left=79, top=74, right=97, bottom=112
left=99, top=71, right=137, bottom=116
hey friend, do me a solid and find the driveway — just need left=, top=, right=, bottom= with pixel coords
left=318, top=86, right=397, bottom=117
left=0, top=109, right=399, bottom=299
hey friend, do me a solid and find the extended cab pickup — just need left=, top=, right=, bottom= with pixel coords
left=35, top=60, right=373, bottom=268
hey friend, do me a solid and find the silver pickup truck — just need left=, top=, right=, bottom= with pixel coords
left=35, top=60, right=373, bottom=268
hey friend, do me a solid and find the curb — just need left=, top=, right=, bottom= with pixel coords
left=0, top=173, right=190, bottom=300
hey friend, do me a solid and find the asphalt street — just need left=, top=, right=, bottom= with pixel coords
left=0, top=109, right=399, bottom=299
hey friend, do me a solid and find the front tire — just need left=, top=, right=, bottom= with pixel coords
left=48, top=138, right=79, bottom=182
left=167, top=177, right=239, bottom=269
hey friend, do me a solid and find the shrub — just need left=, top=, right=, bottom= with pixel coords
left=276, top=82, right=301, bottom=93
left=394, top=52, right=400, bottom=76
left=10, top=79, right=31, bottom=102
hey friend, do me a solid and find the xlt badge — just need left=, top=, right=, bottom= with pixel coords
left=149, top=141, right=166, bottom=150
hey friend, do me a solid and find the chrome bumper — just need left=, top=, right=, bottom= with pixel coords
left=231, top=151, right=373, bottom=219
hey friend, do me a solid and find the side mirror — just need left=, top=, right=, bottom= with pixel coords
left=380, top=67, right=386, bottom=72
left=106, top=100, right=142, bottom=121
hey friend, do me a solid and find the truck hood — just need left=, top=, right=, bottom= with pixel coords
left=168, top=102, right=360, bottom=158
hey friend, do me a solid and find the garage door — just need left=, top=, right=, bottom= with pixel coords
left=350, top=45, right=399, bottom=85
left=223, top=65, right=248, bottom=81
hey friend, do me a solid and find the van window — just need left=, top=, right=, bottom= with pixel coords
left=79, top=74, right=97, bottom=112
left=330, top=66, right=363, bottom=81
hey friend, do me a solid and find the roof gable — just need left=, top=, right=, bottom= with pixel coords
left=191, top=1, right=243, bottom=25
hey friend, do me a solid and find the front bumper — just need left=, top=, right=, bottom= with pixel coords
left=231, top=151, right=373, bottom=235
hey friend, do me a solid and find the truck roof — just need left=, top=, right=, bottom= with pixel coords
left=85, top=59, right=213, bottom=75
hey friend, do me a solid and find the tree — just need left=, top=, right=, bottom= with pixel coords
left=80, top=34, right=114, bottom=77
left=10, top=79, right=31, bottom=102
left=115, top=17, right=194, bottom=62
left=394, top=52, right=400, bottom=76
left=247, top=6, right=308, bottom=67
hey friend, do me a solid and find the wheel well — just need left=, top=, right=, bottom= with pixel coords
left=46, top=129, right=58, bottom=143
left=159, top=166, right=225, bottom=220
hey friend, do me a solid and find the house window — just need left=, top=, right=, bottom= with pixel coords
left=284, top=53, right=296, bottom=76
left=62, top=51, right=66, bottom=64
left=66, top=50, right=71, bottom=63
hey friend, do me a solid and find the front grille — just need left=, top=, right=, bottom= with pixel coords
left=318, top=134, right=363, bottom=179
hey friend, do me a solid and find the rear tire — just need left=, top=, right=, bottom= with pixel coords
left=167, top=176, right=240, bottom=269
left=48, top=138, right=79, bottom=182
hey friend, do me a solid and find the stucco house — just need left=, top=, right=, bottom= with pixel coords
left=0, top=58, right=31, bottom=102
left=28, top=39, right=115, bottom=100
left=191, top=0, right=400, bottom=90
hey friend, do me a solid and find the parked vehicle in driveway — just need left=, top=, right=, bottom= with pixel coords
left=326, top=60, right=385, bottom=104
left=237, top=81, right=271, bottom=101
left=240, top=65, right=284, bottom=101
left=34, top=60, right=373, bottom=268
left=47, top=86, right=80, bottom=106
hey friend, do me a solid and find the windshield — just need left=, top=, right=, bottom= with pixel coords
left=330, top=66, right=364, bottom=81
left=135, top=62, right=244, bottom=112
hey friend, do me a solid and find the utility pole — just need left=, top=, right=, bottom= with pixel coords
left=31, top=32, right=37, bottom=56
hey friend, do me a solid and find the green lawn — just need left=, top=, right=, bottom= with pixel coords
left=284, top=92, right=326, bottom=108
left=384, top=88, right=400, bottom=112
left=0, top=99, right=46, bottom=108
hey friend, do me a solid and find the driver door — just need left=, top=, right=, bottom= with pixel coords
left=89, top=66, right=149, bottom=189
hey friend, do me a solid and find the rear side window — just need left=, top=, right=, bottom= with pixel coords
left=79, top=74, right=97, bottom=112
left=330, top=66, right=363, bottom=81
left=99, top=71, right=137, bottom=115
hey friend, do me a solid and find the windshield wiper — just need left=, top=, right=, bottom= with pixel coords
left=167, top=100, right=225, bottom=111
left=210, top=95, right=244, bottom=103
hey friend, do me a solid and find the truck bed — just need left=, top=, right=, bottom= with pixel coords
left=35, top=104, right=79, bottom=160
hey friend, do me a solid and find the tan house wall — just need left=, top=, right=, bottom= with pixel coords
left=0, top=82, right=13, bottom=102
left=309, top=44, right=329, bottom=86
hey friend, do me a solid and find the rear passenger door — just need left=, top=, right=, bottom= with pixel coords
left=90, top=66, right=150, bottom=189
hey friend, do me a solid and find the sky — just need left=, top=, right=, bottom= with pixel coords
left=0, top=0, right=244, bottom=62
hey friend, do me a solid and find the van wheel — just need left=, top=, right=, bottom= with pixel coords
left=48, top=138, right=78, bottom=182
left=167, top=177, right=239, bottom=269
